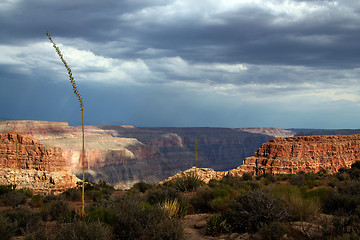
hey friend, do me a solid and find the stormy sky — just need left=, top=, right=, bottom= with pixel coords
left=1, top=0, right=360, bottom=129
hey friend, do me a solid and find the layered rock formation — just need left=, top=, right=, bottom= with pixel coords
left=7, top=120, right=356, bottom=189
left=241, top=134, right=360, bottom=175
left=0, top=132, right=79, bottom=194
left=162, top=134, right=360, bottom=184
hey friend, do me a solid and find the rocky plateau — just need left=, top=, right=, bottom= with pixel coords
left=165, top=134, right=360, bottom=183
left=2, top=120, right=360, bottom=189
left=0, top=132, right=79, bottom=194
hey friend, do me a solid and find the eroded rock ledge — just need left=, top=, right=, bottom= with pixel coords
left=0, top=132, right=79, bottom=194
left=163, top=134, right=360, bottom=183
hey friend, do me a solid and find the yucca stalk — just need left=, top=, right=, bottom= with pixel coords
left=46, top=32, right=86, bottom=216
left=13, top=135, right=17, bottom=189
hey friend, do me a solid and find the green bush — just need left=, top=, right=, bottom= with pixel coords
left=174, top=172, right=203, bottom=192
left=1, top=191, right=27, bottom=207
left=41, top=200, right=71, bottom=221
left=81, top=180, right=115, bottom=202
left=219, top=175, right=244, bottom=188
left=242, top=172, right=253, bottom=181
left=108, top=195, right=184, bottom=240
left=290, top=174, right=306, bottom=186
left=2, top=207, right=42, bottom=236
left=206, top=215, right=230, bottom=236
left=29, top=194, right=44, bottom=208
left=54, top=220, right=112, bottom=240
left=223, top=189, right=289, bottom=233
left=271, top=184, right=320, bottom=221
left=43, top=194, right=61, bottom=203
left=209, top=185, right=237, bottom=212
left=145, top=185, right=182, bottom=205
left=0, top=213, right=16, bottom=240
left=61, top=188, right=82, bottom=201
left=333, top=232, right=360, bottom=240
left=0, top=185, right=12, bottom=196
left=189, top=186, right=215, bottom=213
left=24, top=225, right=51, bottom=240
left=257, top=173, right=276, bottom=183
left=86, top=207, right=116, bottom=226
left=303, top=187, right=331, bottom=203
left=258, top=222, right=288, bottom=240
left=323, top=181, right=360, bottom=216
left=132, top=181, right=154, bottom=193
left=16, top=188, right=33, bottom=198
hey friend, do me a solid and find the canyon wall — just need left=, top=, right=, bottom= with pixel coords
left=0, top=132, right=79, bottom=194
left=240, top=134, right=360, bottom=175
left=0, top=121, right=279, bottom=188
left=163, top=134, right=360, bottom=184
left=9, top=120, right=356, bottom=188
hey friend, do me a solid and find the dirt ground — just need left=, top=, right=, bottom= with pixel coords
left=182, top=213, right=251, bottom=240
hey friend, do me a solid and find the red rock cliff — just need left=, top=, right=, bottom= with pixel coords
left=0, top=132, right=79, bottom=194
left=163, top=134, right=360, bottom=183
left=241, top=134, right=360, bottom=175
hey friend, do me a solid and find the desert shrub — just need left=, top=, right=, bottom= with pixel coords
left=83, top=180, right=115, bottom=202
left=257, top=173, right=276, bottom=183
left=223, top=189, right=290, bottom=233
left=338, top=172, right=351, bottom=181
left=86, top=207, right=116, bottom=226
left=220, top=175, right=244, bottom=188
left=29, top=194, right=44, bottom=208
left=333, top=232, right=360, bottom=240
left=352, top=161, right=360, bottom=170
left=258, top=222, right=288, bottom=240
left=160, top=199, right=181, bottom=219
left=271, top=184, right=320, bottom=221
left=54, top=220, right=112, bottom=240
left=303, top=187, right=331, bottom=203
left=242, top=172, right=253, bottom=181
left=131, top=181, right=154, bottom=193
left=0, top=213, right=17, bottom=240
left=2, top=207, right=42, bottom=236
left=0, top=185, right=12, bottom=195
left=61, top=188, right=81, bottom=201
left=290, top=174, right=306, bottom=186
left=24, top=225, right=51, bottom=240
left=209, top=185, right=238, bottom=212
left=174, top=172, right=203, bottom=192
left=1, top=191, right=27, bottom=207
left=206, top=215, right=230, bottom=236
left=85, top=189, right=105, bottom=202
left=350, top=162, right=360, bottom=179
left=325, top=215, right=360, bottom=238
left=324, top=181, right=360, bottom=216
left=43, top=194, right=61, bottom=203
left=276, top=174, right=293, bottom=181
left=191, top=185, right=239, bottom=213
left=145, top=185, right=182, bottom=205
left=15, top=188, right=33, bottom=198
left=189, top=186, right=215, bottom=213
left=208, top=179, right=220, bottom=188
left=108, top=195, right=184, bottom=240
left=41, top=200, right=71, bottom=221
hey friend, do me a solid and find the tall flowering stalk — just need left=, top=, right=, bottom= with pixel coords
left=13, top=136, right=17, bottom=189
left=47, top=32, right=86, bottom=216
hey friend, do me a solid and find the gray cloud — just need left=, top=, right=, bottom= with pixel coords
left=1, top=0, right=360, bottom=128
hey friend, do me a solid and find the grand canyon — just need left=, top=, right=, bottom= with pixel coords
left=1, top=120, right=360, bottom=192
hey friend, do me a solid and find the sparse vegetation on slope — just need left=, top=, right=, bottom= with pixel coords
left=2, top=162, right=360, bottom=239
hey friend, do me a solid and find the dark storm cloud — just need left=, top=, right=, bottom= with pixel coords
left=0, top=0, right=169, bottom=43
left=2, top=0, right=359, bottom=69
left=1, top=0, right=360, bottom=128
